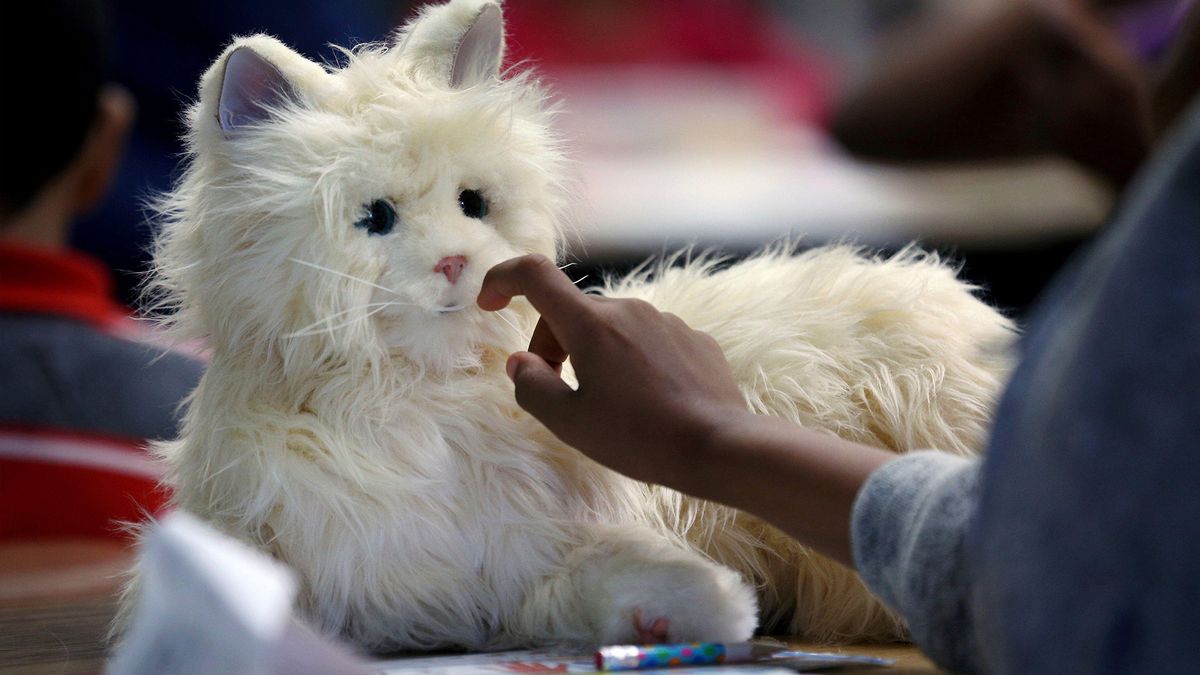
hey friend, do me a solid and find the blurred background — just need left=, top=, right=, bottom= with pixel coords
left=64, top=0, right=1194, bottom=318
left=4, top=1, right=1199, bottom=670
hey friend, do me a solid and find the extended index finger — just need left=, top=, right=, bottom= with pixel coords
left=477, top=254, right=595, bottom=342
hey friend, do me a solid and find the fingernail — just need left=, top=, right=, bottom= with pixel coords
left=505, top=353, right=520, bottom=380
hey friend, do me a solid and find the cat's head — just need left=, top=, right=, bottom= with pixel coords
left=154, top=0, right=569, bottom=374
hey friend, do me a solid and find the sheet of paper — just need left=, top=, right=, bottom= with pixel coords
left=107, top=511, right=298, bottom=674
left=107, top=512, right=366, bottom=675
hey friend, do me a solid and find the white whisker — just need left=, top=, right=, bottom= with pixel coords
left=492, top=309, right=524, bottom=336
left=288, top=258, right=401, bottom=296
left=557, top=262, right=576, bottom=270
left=286, top=303, right=394, bottom=338
left=286, top=300, right=416, bottom=338
left=571, top=275, right=590, bottom=286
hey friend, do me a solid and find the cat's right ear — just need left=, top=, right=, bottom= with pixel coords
left=393, top=0, right=505, bottom=89
left=198, top=36, right=327, bottom=138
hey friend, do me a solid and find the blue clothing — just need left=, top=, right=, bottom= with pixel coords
left=72, top=0, right=394, bottom=305
left=0, top=243, right=202, bottom=440
left=0, top=314, right=201, bottom=441
left=852, top=96, right=1200, bottom=673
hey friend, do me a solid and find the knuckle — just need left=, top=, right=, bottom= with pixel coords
left=590, top=314, right=622, bottom=340
left=518, top=253, right=555, bottom=277
left=627, top=298, right=657, bottom=316
left=589, top=314, right=627, bottom=346
left=586, top=295, right=616, bottom=315
left=701, top=332, right=723, bottom=350
left=661, top=311, right=687, bottom=328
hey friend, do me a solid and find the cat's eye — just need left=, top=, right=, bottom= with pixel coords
left=458, top=189, right=488, bottom=219
left=355, top=199, right=397, bottom=236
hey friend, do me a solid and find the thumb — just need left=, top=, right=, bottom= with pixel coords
left=507, top=351, right=576, bottom=428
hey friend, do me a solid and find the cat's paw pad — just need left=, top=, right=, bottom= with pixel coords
left=587, top=554, right=758, bottom=644
left=633, top=609, right=670, bottom=644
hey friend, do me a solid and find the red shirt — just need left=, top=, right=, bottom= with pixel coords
left=0, top=241, right=129, bottom=329
left=0, top=241, right=176, bottom=541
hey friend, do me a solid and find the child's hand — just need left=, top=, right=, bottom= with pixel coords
left=477, top=254, right=750, bottom=486
left=480, top=255, right=896, bottom=566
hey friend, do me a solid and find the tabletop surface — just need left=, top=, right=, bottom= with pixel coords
left=0, top=540, right=942, bottom=674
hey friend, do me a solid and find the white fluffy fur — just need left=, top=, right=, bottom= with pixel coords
left=127, top=0, right=1015, bottom=651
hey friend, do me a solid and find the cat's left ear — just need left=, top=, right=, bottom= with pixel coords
left=396, top=0, right=505, bottom=89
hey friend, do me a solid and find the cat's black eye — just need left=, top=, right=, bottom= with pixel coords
left=355, top=199, right=397, bottom=236
left=458, top=189, right=488, bottom=219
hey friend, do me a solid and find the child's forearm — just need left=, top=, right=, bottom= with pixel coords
left=685, top=413, right=896, bottom=568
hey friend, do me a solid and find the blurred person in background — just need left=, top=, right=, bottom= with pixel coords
left=832, top=0, right=1200, bottom=189
left=828, top=0, right=1199, bottom=314
left=75, top=0, right=394, bottom=306
left=0, top=0, right=202, bottom=546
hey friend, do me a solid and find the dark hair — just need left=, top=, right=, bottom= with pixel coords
left=0, top=0, right=111, bottom=217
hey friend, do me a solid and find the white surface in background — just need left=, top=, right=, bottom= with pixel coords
left=578, top=147, right=1114, bottom=253
left=550, top=68, right=1113, bottom=256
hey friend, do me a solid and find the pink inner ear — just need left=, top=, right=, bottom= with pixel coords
left=450, top=3, right=504, bottom=89
left=218, top=47, right=295, bottom=134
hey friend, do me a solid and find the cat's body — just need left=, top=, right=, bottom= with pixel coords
left=133, top=0, right=1014, bottom=651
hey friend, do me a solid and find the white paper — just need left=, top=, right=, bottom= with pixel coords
left=106, top=511, right=299, bottom=675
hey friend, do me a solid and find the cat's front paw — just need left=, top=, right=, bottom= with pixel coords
left=633, top=608, right=671, bottom=643
left=585, top=553, right=758, bottom=645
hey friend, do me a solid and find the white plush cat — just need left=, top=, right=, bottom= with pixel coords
left=134, top=0, right=1014, bottom=651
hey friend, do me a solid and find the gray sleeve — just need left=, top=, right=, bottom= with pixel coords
left=851, top=450, right=983, bottom=673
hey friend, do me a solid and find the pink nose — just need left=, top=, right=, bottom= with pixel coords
left=433, top=255, right=468, bottom=284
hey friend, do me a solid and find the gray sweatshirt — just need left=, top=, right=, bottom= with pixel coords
left=849, top=98, right=1200, bottom=674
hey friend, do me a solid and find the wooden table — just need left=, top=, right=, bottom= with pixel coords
left=783, top=641, right=940, bottom=674
left=0, top=540, right=941, bottom=674
left=0, top=540, right=129, bottom=674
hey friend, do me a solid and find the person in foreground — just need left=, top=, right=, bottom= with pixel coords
left=478, top=92, right=1200, bottom=673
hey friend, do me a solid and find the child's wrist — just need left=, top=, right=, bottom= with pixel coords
left=680, top=407, right=770, bottom=501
